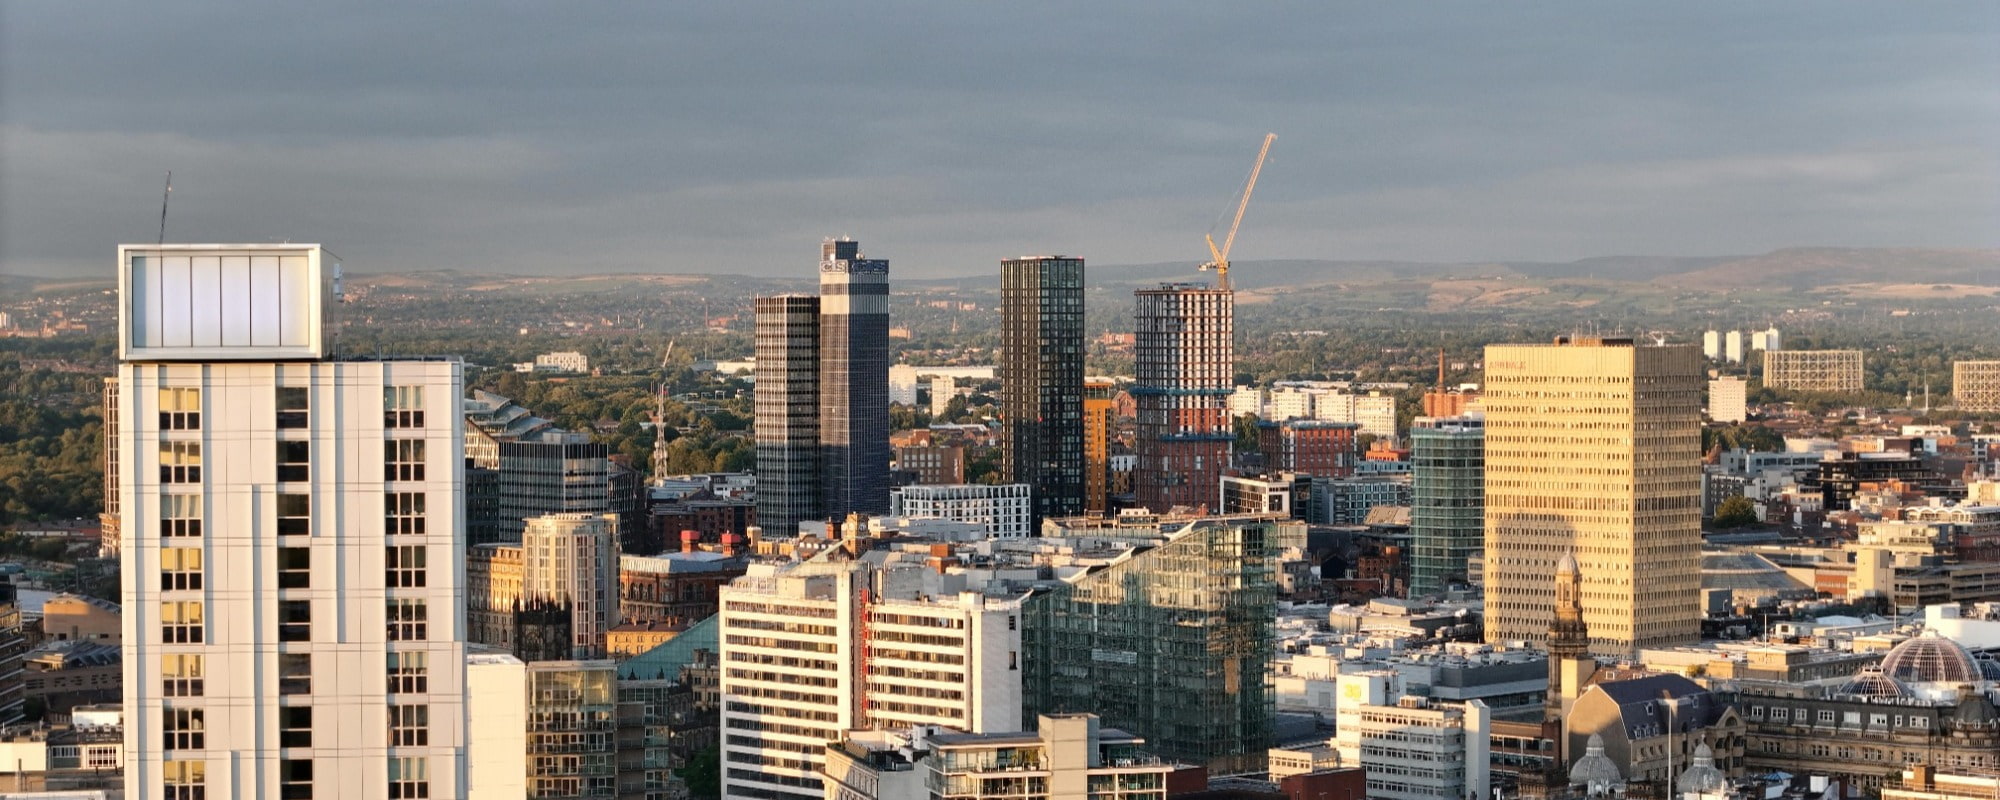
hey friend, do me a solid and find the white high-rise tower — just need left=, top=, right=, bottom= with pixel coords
left=116, top=245, right=468, bottom=799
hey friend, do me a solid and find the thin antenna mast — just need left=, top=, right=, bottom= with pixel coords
left=157, top=171, right=173, bottom=244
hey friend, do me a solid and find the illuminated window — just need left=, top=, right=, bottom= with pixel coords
left=161, top=442, right=202, bottom=483
left=163, top=760, right=205, bottom=800
left=160, top=547, right=203, bottom=591
left=159, top=387, right=201, bottom=430
left=163, top=654, right=204, bottom=697
left=162, top=601, right=203, bottom=644
left=162, top=494, right=202, bottom=537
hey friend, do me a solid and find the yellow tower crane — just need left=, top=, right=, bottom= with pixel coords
left=1199, top=132, right=1276, bottom=292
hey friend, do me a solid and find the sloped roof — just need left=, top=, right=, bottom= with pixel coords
left=616, top=614, right=717, bottom=681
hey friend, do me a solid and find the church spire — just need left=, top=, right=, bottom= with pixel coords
left=1546, top=551, right=1593, bottom=723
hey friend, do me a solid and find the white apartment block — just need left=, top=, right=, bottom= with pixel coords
left=889, top=364, right=919, bottom=407
left=888, top=483, right=1033, bottom=539
left=533, top=351, right=590, bottom=373
left=116, top=245, right=467, bottom=800
left=930, top=376, right=958, bottom=418
left=718, top=560, right=1024, bottom=800
left=1268, top=388, right=1315, bottom=421
left=1228, top=386, right=1265, bottom=418
left=1725, top=330, right=1744, bottom=363
left=1334, top=671, right=1490, bottom=800
left=521, top=513, right=619, bottom=659
left=1709, top=377, right=1748, bottom=424
left=1315, top=391, right=1398, bottom=440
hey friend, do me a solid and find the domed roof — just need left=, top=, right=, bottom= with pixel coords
left=1557, top=551, right=1580, bottom=576
left=1978, top=658, right=2000, bottom=681
left=1679, top=742, right=1727, bottom=794
left=1880, top=634, right=1982, bottom=685
left=1837, top=665, right=1911, bottom=698
left=1570, top=733, right=1623, bottom=788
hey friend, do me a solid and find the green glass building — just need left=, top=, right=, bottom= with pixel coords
left=1410, top=416, right=1485, bottom=598
left=1023, top=514, right=1302, bottom=774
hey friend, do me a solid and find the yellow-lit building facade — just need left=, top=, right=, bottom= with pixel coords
left=1083, top=379, right=1116, bottom=514
left=1483, top=337, right=1703, bottom=655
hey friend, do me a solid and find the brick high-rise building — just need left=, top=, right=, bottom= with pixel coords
left=1258, top=419, right=1359, bottom=478
left=1133, top=284, right=1233, bottom=512
left=1001, top=256, right=1086, bottom=524
left=1483, top=336, right=1702, bottom=656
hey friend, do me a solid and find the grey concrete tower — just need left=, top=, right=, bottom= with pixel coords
left=817, top=239, right=891, bottom=517
left=1001, top=256, right=1086, bottom=524
left=754, top=294, right=822, bottom=535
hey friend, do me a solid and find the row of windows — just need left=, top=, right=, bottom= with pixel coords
left=150, top=386, right=427, bottom=432
left=158, top=491, right=428, bottom=537
left=157, top=440, right=427, bottom=484
left=159, top=757, right=426, bottom=800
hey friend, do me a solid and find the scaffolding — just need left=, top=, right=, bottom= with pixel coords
left=1023, top=514, right=1304, bottom=774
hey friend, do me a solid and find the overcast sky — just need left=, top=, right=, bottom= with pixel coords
left=4, top=3, right=1997, bottom=279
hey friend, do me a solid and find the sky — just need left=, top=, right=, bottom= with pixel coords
left=3, top=2, right=1998, bottom=279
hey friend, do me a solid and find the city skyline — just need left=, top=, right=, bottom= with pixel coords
left=6, top=3, right=1999, bottom=278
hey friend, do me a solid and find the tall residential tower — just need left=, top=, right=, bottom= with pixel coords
left=1001, top=256, right=1086, bottom=523
left=1482, top=336, right=1703, bottom=655
left=817, top=239, right=892, bottom=518
left=116, top=245, right=468, bottom=800
left=752, top=294, right=822, bottom=535
left=1132, top=284, right=1234, bottom=512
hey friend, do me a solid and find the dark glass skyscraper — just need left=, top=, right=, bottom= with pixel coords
left=1001, top=256, right=1086, bottom=524
left=754, top=294, right=822, bottom=535
left=817, top=239, right=891, bottom=517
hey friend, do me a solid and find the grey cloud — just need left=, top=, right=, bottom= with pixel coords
left=3, top=1, right=1997, bottom=278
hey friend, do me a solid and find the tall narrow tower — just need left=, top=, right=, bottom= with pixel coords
left=1483, top=336, right=1703, bottom=656
left=116, top=244, right=468, bottom=799
left=1545, top=551, right=1593, bottom=722
left=1001, top=256, right=1086, bottom=524
left=753, top=294, right=822, bottom=536
left=817, top=239, right=891, bottom=517
left=1133, top=283, right=1234, bottom=512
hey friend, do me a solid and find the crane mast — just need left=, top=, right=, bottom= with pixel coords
left=1201, top=133, right=1276, bottom=292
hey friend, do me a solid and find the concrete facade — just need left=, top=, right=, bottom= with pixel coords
left=1483, top=337, right=1703, bottom=655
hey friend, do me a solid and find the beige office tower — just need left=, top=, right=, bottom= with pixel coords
left=1483, top=336, right=1703, bottom=656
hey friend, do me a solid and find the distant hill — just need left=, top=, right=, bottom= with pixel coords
left=904, top=247, right=2000, bottom=292
left=8, top=246, right=1995, bottom=299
